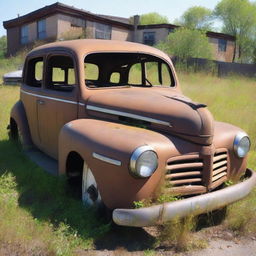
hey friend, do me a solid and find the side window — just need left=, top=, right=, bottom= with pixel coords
left=145, top=62, right=159, bottom=85
left=110, top=72, right=120, bottom=84
left=128, top=63, right=141, bottom=85
left=161, top=63, right=171, bottom=86
left=46, top=55, right=75, bottom=92
left=25, top=57, right=43, bottom=87
left=145, top=62, right=172, bottom=86
left=84, top=63, right=99, bottom=80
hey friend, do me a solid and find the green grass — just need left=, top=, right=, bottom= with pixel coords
left=0, top=87, right=110, bottom=255
left=0, top=53, right=256, bottom=254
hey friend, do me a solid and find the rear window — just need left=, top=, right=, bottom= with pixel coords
left=45, top=55, right=76, bottom=92
left=25, top=57, right=44, bottom=87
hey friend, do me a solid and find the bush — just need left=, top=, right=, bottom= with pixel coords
left=157, top=28, right=213, bottom=61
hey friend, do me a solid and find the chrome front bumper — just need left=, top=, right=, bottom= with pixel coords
left=113, top=169, right=256, bottom=227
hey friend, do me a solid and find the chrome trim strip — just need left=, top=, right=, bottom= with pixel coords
left=92, top=152, right=121, bottom=166
left=87, top=105, right=171, bottom=127
left=21, top=89, right=83, bottom=105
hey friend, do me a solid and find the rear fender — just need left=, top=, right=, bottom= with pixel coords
left=10, top=100, right=32, bottom=147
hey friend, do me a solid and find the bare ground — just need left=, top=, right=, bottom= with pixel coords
left=77, top=225, right=256, bottom=256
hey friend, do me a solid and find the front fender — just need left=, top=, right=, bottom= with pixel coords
left=10, top=100, right=32, bottom=147
left=58, top=119, right=174, bottom=209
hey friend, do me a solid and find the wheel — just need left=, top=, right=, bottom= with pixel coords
left=9, top=119, right=22, bottom=146
left=81, top=162, right=113, bottom=222
left=82, top=162, right=102, bottom=207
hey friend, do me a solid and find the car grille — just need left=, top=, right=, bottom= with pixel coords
left=166, top=149, right=228, bottom=195
left=165, top=154, right=206, bottom=195
left=211, top=149, right=228, bottom=188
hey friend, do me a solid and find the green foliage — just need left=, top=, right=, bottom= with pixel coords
left=224, top=180, right=234, bottom=186
left=178, top=6, right=213, bottom=30
left=157, top=194, right=178, bottom=204
left=214, top=0, right=256, bottom=63
left=0, top=36, right=7, bottom=58
left=140, top=12, right=169, bottom=25
left=133, top=199, right=152, bottom=208
left=157, top=28, right=213, bottom=60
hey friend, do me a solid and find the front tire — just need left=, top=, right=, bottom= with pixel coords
left=82, top=162, right=102, bottom=207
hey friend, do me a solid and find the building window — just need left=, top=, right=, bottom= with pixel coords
left=95, top=23, right=111, bottom=39
left=37, top=19, right=46, bottom=40
left=218, top=39, right=227, bottom=52
left=168, top=28, right=175, bottom=33
left=21, top=25, right=29, bottom=45
left=143, top=32, right=155, bottom=46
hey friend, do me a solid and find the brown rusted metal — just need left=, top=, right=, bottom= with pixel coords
left=9, top=39, right=254, bottom=222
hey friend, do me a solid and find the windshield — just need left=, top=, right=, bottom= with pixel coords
left=84, top=53, right=175, bottom=88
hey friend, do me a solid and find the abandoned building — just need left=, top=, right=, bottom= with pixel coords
left=3, top=2, right=236, bottom=62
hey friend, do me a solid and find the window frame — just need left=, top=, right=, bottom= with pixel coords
left=95, top=23, right=112, bottom=40
left=21, top=25, right=29, bottom=45
left=23, top=56, right=44, bottom=88
left=45, top=53, right=78, bottom=92
left=83, top=51, right=177, bottom=90
left=218, top=39, right=227, bottom=52
left=37, top=19, right=47, bottom=40
left=143, top=32, right=156, bottom=46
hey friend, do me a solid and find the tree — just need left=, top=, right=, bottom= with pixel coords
left=157, top=28, right=213, bottom=61
left=0, top=36, right=7, bottom=58
left=139, top=12, right=169, bottom=25
left=214, top=0, right=256, bottom=63
left=178, top=6, right=213, bottom=30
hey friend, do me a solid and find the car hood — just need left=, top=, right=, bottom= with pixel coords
left=86, top=87, right=214, bottom=145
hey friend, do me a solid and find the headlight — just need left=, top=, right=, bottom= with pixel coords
left=130, top=146, right=158, bottom=178
left=234, top=132, right=250, bottom=158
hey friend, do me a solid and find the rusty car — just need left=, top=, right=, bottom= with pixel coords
left=9, top=39, right=256, bottom=226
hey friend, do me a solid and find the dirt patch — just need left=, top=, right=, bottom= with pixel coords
left=77, top=224, right=256, bottom=256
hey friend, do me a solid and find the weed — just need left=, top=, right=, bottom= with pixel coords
left=224, top=180, right=234, bottom=186
left=133, top=199, right=153, bottom=208
left=144, top=249, right=156, bottom=256
left=157, top=215, right=208, bottom=251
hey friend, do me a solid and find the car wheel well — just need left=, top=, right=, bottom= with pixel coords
left=9, top=117, right=18, bottom=140
left=66, top=151, right=84, bottom=177
left=66, top=151, right=84, bottom=199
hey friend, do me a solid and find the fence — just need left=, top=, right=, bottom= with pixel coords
left=171, top=56, right=256, bottom=78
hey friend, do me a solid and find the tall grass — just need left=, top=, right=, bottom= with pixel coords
left=0, top=52, right=256, bottom=253
left=0, top=86, right=110, bottom=255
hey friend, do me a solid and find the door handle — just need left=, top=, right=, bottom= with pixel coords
left=37, top=99, right=45, bottom=105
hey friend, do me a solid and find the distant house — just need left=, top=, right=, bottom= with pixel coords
left=3, top=2, right=236, bottom=62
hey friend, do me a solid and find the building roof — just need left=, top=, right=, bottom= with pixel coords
left=3, top=2, right=235, bottom=41
left=3, top=2, right=133, bottom=30
left=138, top=24, right=235, bottom=41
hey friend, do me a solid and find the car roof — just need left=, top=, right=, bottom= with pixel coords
left=28, top=39, right=171, bottom=62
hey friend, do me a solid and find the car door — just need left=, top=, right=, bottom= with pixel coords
left=21, top=56, right=44, bottom=148
left=37, top=53, right=78, bottom=159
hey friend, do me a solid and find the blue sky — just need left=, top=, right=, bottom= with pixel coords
left=0, top=0, right=221, bottom=36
